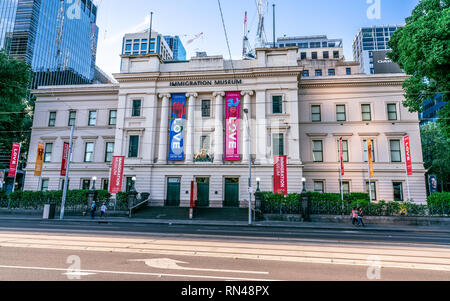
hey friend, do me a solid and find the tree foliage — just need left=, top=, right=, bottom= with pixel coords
left=0, top=50, right=32, bottom=169
left=388, top=0, right=450, bottom=136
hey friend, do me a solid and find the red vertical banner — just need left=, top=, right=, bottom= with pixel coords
left=274, top=155, right=288, bottom=196
left=8, top=143, right=21, bottom=178
left=109, top=156, right=125, bottom=194
left=404, top=136, right=413, bottom=176
left=225, top=91, right=241, bottom=161
left=339, top=137, right=344, bottom=176
left=60, top=142, right=70, bottom=177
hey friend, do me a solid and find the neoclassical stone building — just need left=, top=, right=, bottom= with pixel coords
left=23, top=47, right=427, bottom=205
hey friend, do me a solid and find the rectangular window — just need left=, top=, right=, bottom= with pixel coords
left=82, top=179, right=91, bottom=190
left=315, top=69, right=322, bottom=77
left=102, top=179, right=109, bottom=191
left=109, top=110, right=117, bottom=125
left=340, top=181, right=350, bottom=194
left=48, top=112, right=56, bottom=127
left=323, top=51, right=329, bottom=59
left=313, top=140, right=323, bottom=162
left=105, top=142, right=115, bottom=162
left=88, top=111, right=97, bottom=126
left=390, top=140, right=402, bottom=162
left=132, top=100, right=142, bottom=117
left=363, top=140, right=376, bottom=162
left=273, top=133, right=284, bottom=156
left=126, top=177, right=136, bottom=192
left=361, top=104, right=372, bottom=121
left=366, top=182, right=377, bottom=201
left=333, top=51, right=340, bottom=58
left=311, top=105, right=321, bottom=122
left=336, top=105, right=346, bottom=121
left=346, top=68, right=352, bottom=75
left=41, top=179, right=49, bottom=192
left=300, top=52, right=307, bottom=60
left=302, top=70, right=309, bottom=77
left=128, top=136, right=139, bottom=158
left=201, top=100, right=211, bottom=118
left=328, top=69, right=336, bottom=76
left=393, top=182, right=404, bottom=202
left=68, top=111, right=76, bottom=126
left=312, top=52, right=318, bottom=59
left=60, top=179, right=70, bottom=190
left=387, top=104, right=398, bottom=120
left=84, top=142, right=94, bottom=162
left=314, top=181, right=324, bottom=193
left=200, top=135, right=210, bottom=152
left=272, top=96, right=283, bottom=114
left=44, top=143, right=53, bottom=162
left=338, top=140, right=349, bottom=162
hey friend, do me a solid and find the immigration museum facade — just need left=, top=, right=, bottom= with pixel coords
left=23, top=47, right=428, bottom=205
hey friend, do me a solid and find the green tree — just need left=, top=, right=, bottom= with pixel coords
left=420, top=122, right=450, bottom=191
left=0, top=50, right=32, bottom=169
left=388, top=0, right=450, bottom=137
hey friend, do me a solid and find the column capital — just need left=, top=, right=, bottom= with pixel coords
left=158, top=93, right=171, bottom=99
left=186, top=92, right=198, bottom=98
left=213, top=91, right=226, bottom=97
left=241, top=90, right=254, bottom=96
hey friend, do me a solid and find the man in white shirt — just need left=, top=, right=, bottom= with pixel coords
left=100, top=203, right=107, bottom=219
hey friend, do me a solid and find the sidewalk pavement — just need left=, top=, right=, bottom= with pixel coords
left=0, top=214, right=449, bottom=234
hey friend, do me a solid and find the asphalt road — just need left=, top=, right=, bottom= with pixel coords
left=0, top=218, right=449, bottom=283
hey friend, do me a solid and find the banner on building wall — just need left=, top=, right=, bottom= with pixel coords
left=34, top=142, right=45, bottom=177
left=225, top=91, right=241, bottom=161
left=339, top=137, right=344, bottom=176
left=368, top=140, right=374, bottom=178
left=8, top=143, right=21, bottom=178
left=404, top=136, right=413, bottom=176
left=274, top=155, right=288, bottom=196
left=109, top=156, right=125, bottom=194
left=428, top=175, right=438, bottom=194
left=168, top=94, right=186, bottom=161
left=60, top=142, right=70, bottom=177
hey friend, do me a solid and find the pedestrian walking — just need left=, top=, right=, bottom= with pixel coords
left=351, top=207, right=359, bottom=226
left=90, top=201, right=97, bottom=219
left=100, top=202, right=107, bottom=219
left=357, top=207, right=366, bottom=227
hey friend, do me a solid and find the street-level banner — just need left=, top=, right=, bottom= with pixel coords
left=339, top=137, right=344, bottom=176
left=8, top=143, right=21, bottom=178
left=109, top=156, right=125, bottom=194
left=60, top=142, right=70, bottom=177
left=34, top=142, right=45, bottom=177
left=368, top=140, right=374, bottom=178
left=274, top=155, right=288, bottom=196
left=404, top=136, right=413, bottom=176
left=169, top=93, right=186, bottom=161
left=225, top=91, right=241, bottom=161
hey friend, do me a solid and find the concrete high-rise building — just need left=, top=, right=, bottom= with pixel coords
left=122, top=30, right=173, bottom=61
left=353, top=25, right=401, bottom=74
left=164, top=35, right=187, bottom=61
left=0, top=0, right=99, bottom=88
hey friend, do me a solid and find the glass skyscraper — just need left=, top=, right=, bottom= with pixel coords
left=0, top=0, right=99, bottom=88
left=353, top=25, right=401, bottom=74
left=164, top=35, right=187, bottom=61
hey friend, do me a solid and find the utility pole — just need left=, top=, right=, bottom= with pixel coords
left=60, top=124, right=74, bottom=220
left=272, top=4, right=276, bottom=48
left=148, top=12, right=154, bottom=54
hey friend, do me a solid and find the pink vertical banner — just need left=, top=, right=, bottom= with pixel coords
left=404, top=136, right=413, bottom=176
left=274, top=155, right=288, bottom=196
left=225, top=91, right=241, bottom=161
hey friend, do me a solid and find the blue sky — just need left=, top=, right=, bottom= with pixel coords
left=95, top=0, right=420, bottom=76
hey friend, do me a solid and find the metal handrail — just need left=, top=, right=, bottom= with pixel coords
left=129, top=199, right=150, bottom=218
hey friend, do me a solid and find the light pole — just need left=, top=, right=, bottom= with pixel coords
left=256, top=177, right=261, bottom=193
left=91, top=176, right=97, bottom=191
left=244, top=108, right=252, bottom=225
left=302, top=177, right=306, bottom=193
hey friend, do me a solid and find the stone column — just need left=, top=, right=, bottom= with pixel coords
left=213, top=92, right=225, bottom=164
left=255, top=90, right=268, bottom=164
left=241, top=91, right=254, bottom=164
left=114, top=94, right=127, bottom=156
left=185, top=93, right=198, bottom=164
left=157, top=94, right=171, bottom=164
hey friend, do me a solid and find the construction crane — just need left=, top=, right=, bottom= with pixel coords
left=243, top=0, right=268, bottom=59
left=56, top=0, right=65, bottom=70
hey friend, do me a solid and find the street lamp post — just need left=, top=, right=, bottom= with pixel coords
left=302, top=177, right=306, bottom=193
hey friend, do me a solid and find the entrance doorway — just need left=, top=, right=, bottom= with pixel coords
left=196, top=177, right=210, bottom=207
left=166, top=177, right=181, bottom=207
left=224, top=178, right=239, bottom=207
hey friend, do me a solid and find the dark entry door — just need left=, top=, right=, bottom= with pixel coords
left=196, top=178, right=210, bottom=207
left=224, top=178, right=239, bottom=207
left=166, top=177, right=181, bottom=207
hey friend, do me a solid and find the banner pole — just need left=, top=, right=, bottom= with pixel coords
left=60, top=125, right=74, bottom=220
